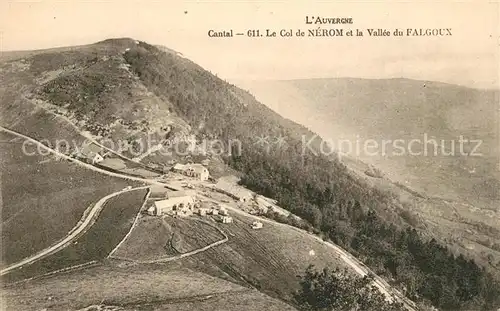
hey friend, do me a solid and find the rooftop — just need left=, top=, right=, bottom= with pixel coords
left=154, top=196, right=195, bottom=208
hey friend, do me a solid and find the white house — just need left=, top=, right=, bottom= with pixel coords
left=197, top=208, right=209, bottom=216
left=79, top=143, right=104, bottom=164
left=221, top=216, right=233, bottom=224
left=92, top=154, right=104, bottom=164
left=148, top=196, right=195, bottom=216
left=251, top=221, right=263, bottom=229
left=172, top=163, right=209, bottom=181
left=219, top=205, right=229, bottom=216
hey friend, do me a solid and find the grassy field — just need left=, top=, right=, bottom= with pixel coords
left=118, top=167, right=161, bottom=178
left=99, top=157, right=127, bottom=170
left=114, top=289, right=297, bottom=311
left=2, top=188, right=147, bottom=283
left=111, top=215, right=226, bottom=261
left=166, top=217, right=226, bottom=254
left=0, top=131, right=137, bottom=267
left=177, top=212, right=348, bottom=302
left=111, top=205, right=347, bottom=305
left=0, top=98, right=88, bottom=156
left=1, top=263, right=296, bottom=311
left=111, top=216, right=173, bottom=260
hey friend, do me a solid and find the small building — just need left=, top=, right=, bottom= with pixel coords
left=149, top=196, right=195, bottom=216
left=146, top=205, right=156, bottom=216
left=251, top=221, right=263, bottom=229
left=197, top=208, right=209, bottom=216
left=210, top=209, right=219, bottom=215
left=221, top=216, right=233, bottom=224
left=79, top=143, right=104, bottom=164
left=186, top=164, right=209, bottom=181
left=172, top=163, right=209, bottom=181
left=219, top=206, right=229, bottom=216
left=92, top=154, right=104, bottom=164
left=174, top=208, right=193, bottom=218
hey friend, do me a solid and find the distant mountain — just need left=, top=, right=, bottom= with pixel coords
left=237, top=78, right=500, bottom=210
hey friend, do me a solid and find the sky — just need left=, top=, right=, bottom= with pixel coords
left=1, top=0, right=499, bottom=89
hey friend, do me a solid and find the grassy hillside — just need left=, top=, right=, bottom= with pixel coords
left=0, top=39, right=190, bottom=159
left=238, top=78, right=500, bottom=283
left=1, top=264, right=297, bottom=311
left=110, top=212, right=348, bottom=304
left=112, top=215, right=227, bottom=260
left=0, top=131, right=134, bottom=267
left=2, top=188, right=147, bottom=283
left=121, top=41, right=500, bottom=310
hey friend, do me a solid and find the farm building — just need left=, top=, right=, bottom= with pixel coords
left=174, top=208, right=193, bottom=217
left=251, top=221, right=263, bottom=229
left=220, top=216, right=233, bottom=224
left=147, top=196, right=195, bottom=216
left=172, top=163, right=209, bottom=181
left=219, top=205, right=229, bottom=216
left=79, top=143, right=105, bottom=164
left=197, top=208, right=209, bottom=216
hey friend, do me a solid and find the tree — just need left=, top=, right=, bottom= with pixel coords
left=295, top=265, right=405, bottom=311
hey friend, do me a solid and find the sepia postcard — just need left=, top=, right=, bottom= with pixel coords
left=0, top=1, right=499, bottom=310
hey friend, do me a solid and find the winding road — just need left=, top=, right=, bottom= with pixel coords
left=0, top=186, right=149, bottom=276
left=198, top=193, right=417, bottom=311
left=0, top=126, right=172, bottom=187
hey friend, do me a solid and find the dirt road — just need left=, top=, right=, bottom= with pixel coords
left=197, top=193, right=417, bottom=311
left=0, top=126, right=171, bottom=187
left=0, top=186, right=149, bottom=276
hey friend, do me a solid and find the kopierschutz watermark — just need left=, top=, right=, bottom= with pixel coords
left=19, top=132, right=482, bottom=161
left=301, top=133, right=483, bottom=159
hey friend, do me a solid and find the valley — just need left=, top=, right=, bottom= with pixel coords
left=237, top=78, right=500, bottom=271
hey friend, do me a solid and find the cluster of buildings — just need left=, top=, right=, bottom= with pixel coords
left=147, top=195, right=196, bottom=217
left=78, top=142, right=106, bottom=164
left=146, top=192, right=233, bottom=223
left=76, top=140, right=212, bottom=182
left=251, top=221, right=263, bottom=229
